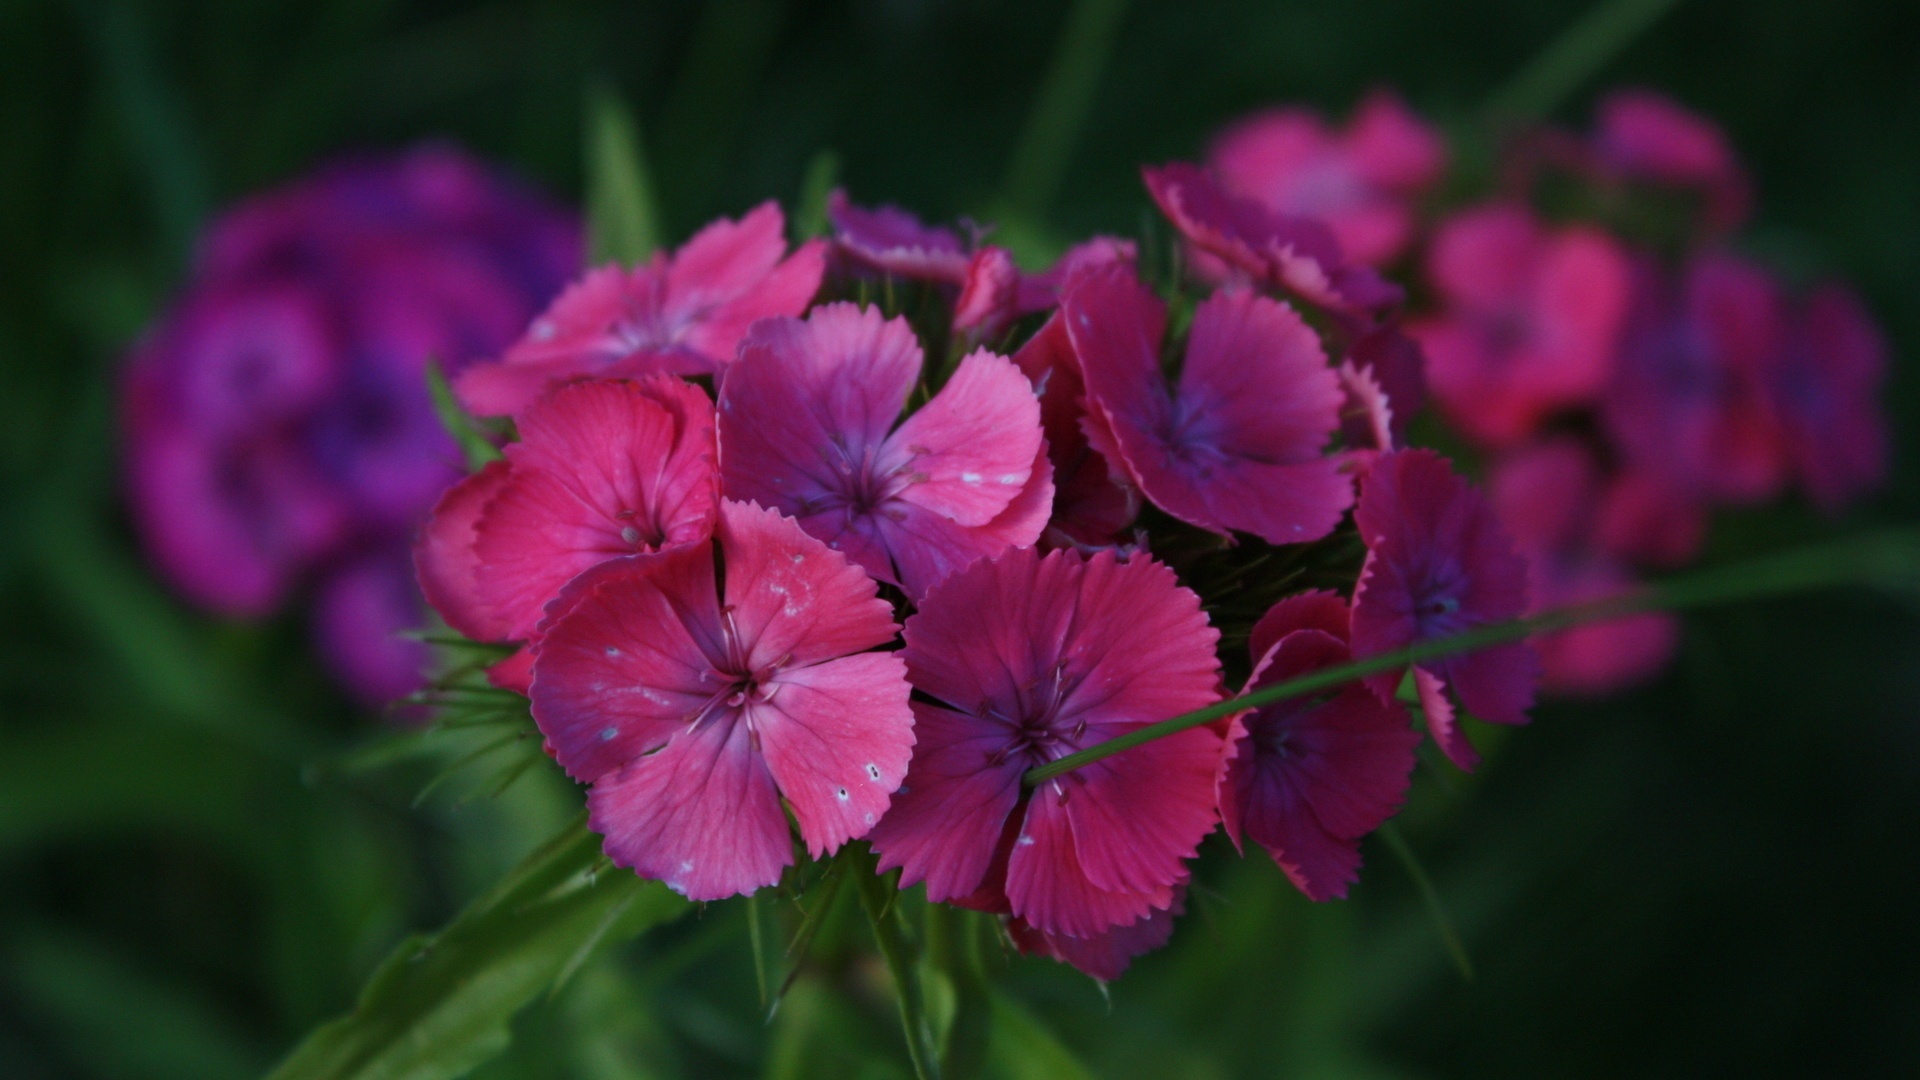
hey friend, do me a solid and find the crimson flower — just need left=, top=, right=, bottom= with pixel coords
left=718, top=303, right=1050, bottom=600
left=529, top=500, right=914, bottom=901
left=456, top=203, right=824, bottom=416
left=868, top=546, right=1222, bottom=940
left=1350, top=449, right=1536, bottom=770
left=1063, top=263, right=1352, bottom=546
left=1219, top=591, right=1419, bottom=900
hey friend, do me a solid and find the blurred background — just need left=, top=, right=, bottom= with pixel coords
left=2, top=0, right=1916, bottom=1077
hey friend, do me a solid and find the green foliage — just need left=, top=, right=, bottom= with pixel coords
left=586, top=84, right=663, bottom=266
left=267, top=815, right=691, bottom=1080
left=426, top=360, right=505, bottom=470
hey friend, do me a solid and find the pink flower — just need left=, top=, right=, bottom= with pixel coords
left=1594, top=89, right=1751, bottom=238
left=529, top=500, right=914, bottom=901
left=869, top=547, right=1223, bottom=940
left=412, top=377, right=719, bottom=674
left=1487, top=440, right=1678, bottom=696
left=826, top=190, right=974, bottom=284
left=1062, top=263, right=1352, bottom=546
left=717, top=303, right=1050, bottom=600
left=456, top=203, right=825, bottom=416
left=1350, top=449, right=1536, bottom=770
left=1143, top=162, right=1402, bottom=316
left=1603, top=251, right=1787, bottom=508
left=1409, top=204, right=1632, bottom=446
left=1009, top=313, right=1139, bottom=549
left=1005, top=889, right=1184, bottom=982
left=1209, top=88, right=1446, bottom=267
left=1219, top=591, right=1419, bottom=901
left=1342, top=319, right=1427, bottom=438
left=1772, top=283, right=1888, bottom=513
left=953, top=246, right=1023, bottom=344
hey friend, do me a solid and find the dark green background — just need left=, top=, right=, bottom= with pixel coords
left=2, top=1, right=1915, bottom=1077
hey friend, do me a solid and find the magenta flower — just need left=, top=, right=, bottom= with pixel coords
left=1409, top=204, right=1632, bottom=446
left=1062, top=263, right=1352, bottom=546
left=120, top=144, right=579, bottom=704
left=826, top=190, right=975, bottom=284
left=1487, top=440, right=1678, bottom=696
left=1350, top=449, right=1536, bottom=770
left=1209, top=88, right=1446, bottom=267
left=1143, top=162, right=1402, bottom=316
left=1594, top=89, right=1751, bottom=238
left=456, top=202, right=825, bottom=416
left=1603, top=250, right=1788, bottom=509
left=413, top=377, right=719, bottom=659
left=529, top=500, right=913, bottom=901
left=1772, top=283, right=1888, bottom=513
left=1219, top=591, right=1419, bottom=900
left=868, top=546, right=1223, bottom=940
left=717, top=303, right=1050, bottom=600
left=1005, top=888, right=1184, bottom=982
left=1010, top=312, right=1138, bottom=549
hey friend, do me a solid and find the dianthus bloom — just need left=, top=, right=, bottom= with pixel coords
left=1062, top=263, right=1352, bottom=546
left=413, top=377, right=719, bottom=685
left=121, top=144, right=578, bottom=703
left=1208, top=88, right=1445, bottom=267
left=1010, top=313, right=1139, bottom=548
left=1143, top=162, right=1402, bottom=316
left=1219, top=591, right=1419, bottom=900
left=1409, top=203, right=1633, bottom=446
left=455, top=202, right=824, bottom=415
left=530, top=500, right=914, bottom=900
left=869, top=547, right=1222, bottom=940
left=718, top=303, right=1050, bottom=600
left=1350, top=449, right=1536, bottom=770
left=1593, top=89, right=1751, bottom=237
left=1772, top=283, right=1888, bottom=513
left=1487, top=439, right=1678, bottom=696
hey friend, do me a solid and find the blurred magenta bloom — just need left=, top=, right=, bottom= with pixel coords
left=1593, top=89, right=1752, bottom=238
left=1208, top=88, right=1446, bottom=268
left=1774, top=283, right=1888, bottom=513
left=122, top=144, right=580, bottom=704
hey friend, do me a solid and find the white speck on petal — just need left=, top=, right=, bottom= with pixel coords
left=835, top=787, right=850, bottom=801
left=620, top=526, right=642, bottom=545
left=865, top=763, right=882, bottom=781
left=897, top=785, right=911, bottom=795
left=790, top=553, right=805, bottom=563
left=864, top=812, right=875, bottom=824
left=1017, top=834, right=1035, bottom=846
left=599, top=727, right=620, bottom=741
left=961, top=472, right=982, bottom=483
left=530, top=319, right=556, bottom=341
left=997, top=474, right=1022, bottom=484
left=604, top=646, right=621, bottom=658
left=680, top=860, right=694, bottom=872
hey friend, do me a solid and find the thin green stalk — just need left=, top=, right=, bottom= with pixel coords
left=997, top=0, right=1131, bottom=223
left=1378, top=822, right=1473, bottom=981
left=1025, top=530, right=1918, bottom=787
left=1482, top=0, right=1685, bottom=125
left=856, top=850, right=942, bottom=1080
left=585, top=83, right=663, bottom=265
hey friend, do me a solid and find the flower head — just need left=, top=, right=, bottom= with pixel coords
left=120, top=143, right=579, bottom=703
left=1010, top=313, right=1139, bottom=548
left=1208, top=88, right=1446, bottom=267
left=1773, top=283, right=1888, bottom=513
left=869, top=546, right=1222, bottom=939
left=456, top=203, right=825, bottom=415
left=1062, top=263, right=1352, bottom=546
left=826, top=190, right=975, bottom=284
left=1143, top=162, right=1402, bottom=316
left=718, top=303, right=1050, bottom=600
left=1220, top=591, right=1419, bottom=900
left=1410, top=204, right=1632, bottom=446
left=414, top=377, right=720, bottom=667
left=1350, top=449, right=1536, bottom=770
left=1593, top=89, right=1751, bottom=237
left=530, top=500, right=914, bottom=900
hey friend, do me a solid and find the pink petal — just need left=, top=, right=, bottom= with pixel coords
left=1006, top=786, right=1175, bottom=939
left=869, top=702, right=1029, bottom=902
left=717, top=499, right=898, bottom=671
left=753, top=651, right=913, bottom=858
left=673, top=203, right=825, bottom=364
left=1006, top=891, right=1182, bottom=982
left=1346, top=88, right=1447, bottom=192
left=884, top=348, right=1042, bottom=526
left=953, top=246, right=1022, bottom=341
left=413, top=459, right=515, bottom=641
left=1013, top=312, right=1138, bottom=546
left=1413, top=664, right=1474, bottom=770
left=879, top=445, right=1054, bottom=601
left=587, top=711, right=793, bottom=900
left=1247, top=588, right=1350, bottom=666
left=826, top=190, right=971, bottom=283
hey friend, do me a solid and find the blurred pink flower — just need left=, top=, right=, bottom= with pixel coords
left=1773, top=283, right=1888, bottom=513
left=1209, top=88, right=1446, bottom=267
left=120, top=143, right=579, bottom=704
left=1594, top=89, right=1752, bottom=238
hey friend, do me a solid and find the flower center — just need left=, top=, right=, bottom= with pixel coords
left=808, top=436, right=925, bottom=517
left=982, top=660, right=1091, bottom=768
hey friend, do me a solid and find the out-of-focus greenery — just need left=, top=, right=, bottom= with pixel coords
left=2, top=1, right=1916, bottom=1077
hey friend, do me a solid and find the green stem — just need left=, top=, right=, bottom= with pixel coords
left=997, top=0, right=1131, bottom=223
left=1482, top=0, right=1685, bottom=125
left=856, top=850, right=942, bottom=1080
left=1378, top=822, right=1473, bottom=981
left=1025, top=530, right=1918, bottom=787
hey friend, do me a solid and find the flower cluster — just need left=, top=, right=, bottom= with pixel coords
left=122, top=145, right=579, bottom=703
left=417, top=161, right=1538, bottom=981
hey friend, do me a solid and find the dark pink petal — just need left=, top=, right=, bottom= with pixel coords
left=1777, top=283, right=1888, bottom=513
left=413, top=460, right=514, bottom=641
left=884, top=349, right=1042, bottom=526
left=717, top=499, right=899, bottom=671
left=1006, top=889, right=1183, bottom=982
left=672, top=204, right=827, bottom=364
left=1011, top=313, right=1138, bottom=546
left=1411, top=665, right=1472, bottom=769
left=1336, top=360, right=1395, bottom=456
left=1595, top=89, right=1750, bottom=236
left=879, top=445, right=1054, bottom=601
left=826, top=190, right=971, bottom=284
left=1597, top=467, right=1707, bottom=567
left=753, top=651, right=913, bottom=858
left=1014, top=236, right=1138, bottom=314
left=471, top=377, right=718, bottom=640
left=1006, top=787, right=1175, bottom=939
left=1346, top=88, right=1447, bottom=192
left=1223, top=745, right=1363, bottom=900
left=1343, top=319, right=1427, bottom=436
left=1143, top=162, right=1402, bottom=313
left=1247, top=588, right=1350, bottom=667
left=1068, top=267, right=1350, bottom=545
left=870, top=702, right=1028, bottom=903
left=529, top=546, right=723, bottom=783
left=1529, top=556, right=1677, bottom=697
left=953, top=246, right=1022, bottom=342
left=587, top=712, right=793, bottom=900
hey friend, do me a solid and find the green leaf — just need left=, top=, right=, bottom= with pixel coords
left=266, top=814, right=691, bottom=1080
left=984, top=990, right=1095, bottom=1080
left=853, top=846, right=942, bottom=1080
left=585, top=83, right=662, bottom=266
left=426, top=360, right=503, bottom=470
left=1378, top=821, right=1473, bottom=981
left=793, top=149, right=839, bottom=242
